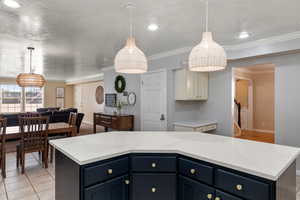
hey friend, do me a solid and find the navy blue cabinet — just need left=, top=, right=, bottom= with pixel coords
left=132, top=174, right=176, bottom=200
left=215, top=169, right=270, bottom=200
left=55, top=151, right=275, bottom=200
left=215, top=190, right=243, bottom=200
left=179, top=175, right=214, bottom=200
left=85, top=175, right=129, bottom=200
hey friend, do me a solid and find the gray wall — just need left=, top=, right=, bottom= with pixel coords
left=104, top=51, right=300, bottom=170
left=103, top=69, right=141, bottom=130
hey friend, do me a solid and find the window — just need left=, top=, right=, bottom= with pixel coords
left=0, top=84, right=44, bottom=113
left=25, top=87, right=44, bottom=112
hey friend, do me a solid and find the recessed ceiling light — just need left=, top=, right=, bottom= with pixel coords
left=148, top=24, right=159, bottom=31
left=3, top=0, right=21, bottom=8
left=239, top=31, right=250, bottom=39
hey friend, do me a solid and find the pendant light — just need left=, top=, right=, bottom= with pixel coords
left=189, top=0, right=227, bottom=72
left=16, top=47, right=45, bottom=88
left=114, top=3, right=148, bottom=74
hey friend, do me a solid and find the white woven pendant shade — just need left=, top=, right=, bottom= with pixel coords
left=189, top=32, right=227, bottom=72
left=114, top=37, right=148, bottom=74
left=189, top=0, right=227, bottom=72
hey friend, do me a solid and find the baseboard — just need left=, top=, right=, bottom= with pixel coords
left=250, top=129, right=275, bottom=134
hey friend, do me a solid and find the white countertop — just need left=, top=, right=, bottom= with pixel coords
left=173, top=121, right=217, bottom=128
left=50, top=132, right=300, bottom=181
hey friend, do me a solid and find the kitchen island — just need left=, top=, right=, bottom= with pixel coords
left=50, top=132, right=300, bottom=200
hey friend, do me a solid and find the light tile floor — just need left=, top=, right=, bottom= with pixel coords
left=0, top=152, right=55, bottom=200
left=1, top=152, right=300, bottom=200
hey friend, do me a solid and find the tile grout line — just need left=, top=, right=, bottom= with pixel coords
left=24, top=172, right=40, bottom=200
left=3, top=179, right=9, bottom=200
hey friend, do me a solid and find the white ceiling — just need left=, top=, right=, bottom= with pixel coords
left=0, top=0, right=300, bottom=80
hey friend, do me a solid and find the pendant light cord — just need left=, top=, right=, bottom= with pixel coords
left=128, top=3, right=133, bottom=38
left=29, top=48, right=33, bottom=73
left=206, top=0, right=209, bottom=32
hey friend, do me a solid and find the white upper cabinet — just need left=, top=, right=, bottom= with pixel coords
left=174, top=68, right=208, bottom=101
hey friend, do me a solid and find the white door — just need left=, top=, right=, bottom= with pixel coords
left=74, top=85, right=83, bottom=112
left=141, top=70, right=167, bottom=131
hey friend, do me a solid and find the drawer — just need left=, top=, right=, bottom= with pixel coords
left=84, top=157, right=129, bottom=187
left=131, top=156, right=177, bottom=172
left=215, top=169, right=270, bottom=200
left=179, top=175, right=215, bottom=200
left=215, top=190, right=243, bottom=200
left=84, top=175, right=129, bottom=200
left=132, top=174, right=176, bottom=200
left=178, top=158, right=213, bottom=185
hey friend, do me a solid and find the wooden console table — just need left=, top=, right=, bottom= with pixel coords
left=93, top=113, right=134, bottom=132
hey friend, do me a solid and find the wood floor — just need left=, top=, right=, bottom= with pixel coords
left=235, top=130, right=275, bottom=143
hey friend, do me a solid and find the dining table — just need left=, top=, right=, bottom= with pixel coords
left=5, top=122, right=77, bottom=140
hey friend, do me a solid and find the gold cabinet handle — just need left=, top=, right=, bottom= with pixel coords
left=190, top=169, right=196, bottom=174
left=215, top=197, right=221, bottom=200
left=151, top=187, right=156, bottom=193
left=151, top=163, right=157, bottom=168
left=125, top=180, right=130, bottom=185
left=107, top=169, right=113, bottom=175
left=207, top=193, right=213, bottom=199
left=236, top=184, right=243, bottom=191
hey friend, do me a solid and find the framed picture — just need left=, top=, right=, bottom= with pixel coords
left=56, top=88, right=65, bottom=98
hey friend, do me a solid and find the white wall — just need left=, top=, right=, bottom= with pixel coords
left=73, top=81, right=104, bottom=124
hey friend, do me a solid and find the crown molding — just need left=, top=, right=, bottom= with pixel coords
left=225, top=31, right=300, bottom=51
left=65, top=73, right=104, bottom=85
left=148, top=46, right=192, bottom=60
left=101, top=66, right=114, bottom=71
left=145, top=31, right=300, bottom=61
left=234, top=67, right=274, bottom=75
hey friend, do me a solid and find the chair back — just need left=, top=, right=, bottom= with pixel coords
left=19, top=112, right=41, bottom=118
left=19, top=116, right=49, bottom=151
left=68, top=112, right=78, bottom=126
left=0, top=118, right=7, bottom=157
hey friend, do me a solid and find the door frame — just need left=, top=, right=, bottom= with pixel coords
left=140, top=69, right=168, bottom=131
left=233, top=74, right=254, bottom=131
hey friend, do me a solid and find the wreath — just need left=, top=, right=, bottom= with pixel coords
left=114, top=75, right=126, bottom=93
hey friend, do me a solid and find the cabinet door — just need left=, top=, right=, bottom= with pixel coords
left=178, top=175, right=214, bottom=200
left=216, top=190, right=243, bottom=200
left=132, top=173, right=176, bottom=200
left=84, top=175, right=129, bottom=200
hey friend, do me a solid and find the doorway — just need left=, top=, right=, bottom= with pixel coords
left=140, top=69, right=167, bottom=131
left=233, top=64, right=275, bottom=143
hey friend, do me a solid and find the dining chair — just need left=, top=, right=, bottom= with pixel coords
left=19, top=112, right=41, bottom=118
left=0, top=118, right=7, bottom=178
left=17, top=116, right=49, bottom=174
left=49, top=112, right=78, bottom=163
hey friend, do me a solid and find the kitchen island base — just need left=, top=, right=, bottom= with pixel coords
left=55, top=150, right=296, bottom=200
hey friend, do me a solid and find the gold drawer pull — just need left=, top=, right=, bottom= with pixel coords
left=236, top=184, right=243, bottom=191
left=125, top=180, right=130, bottom=185
left=215, top=197, right=221, bottom=200
left=151, top=187, right=156, bottom=193
left=151, top=163, right=157, bottom=168
left=207, top=193, right=213, bottom=199
left=107, top=169, right=113, bottom=175
left=190, top=169, right=196, bottom=174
